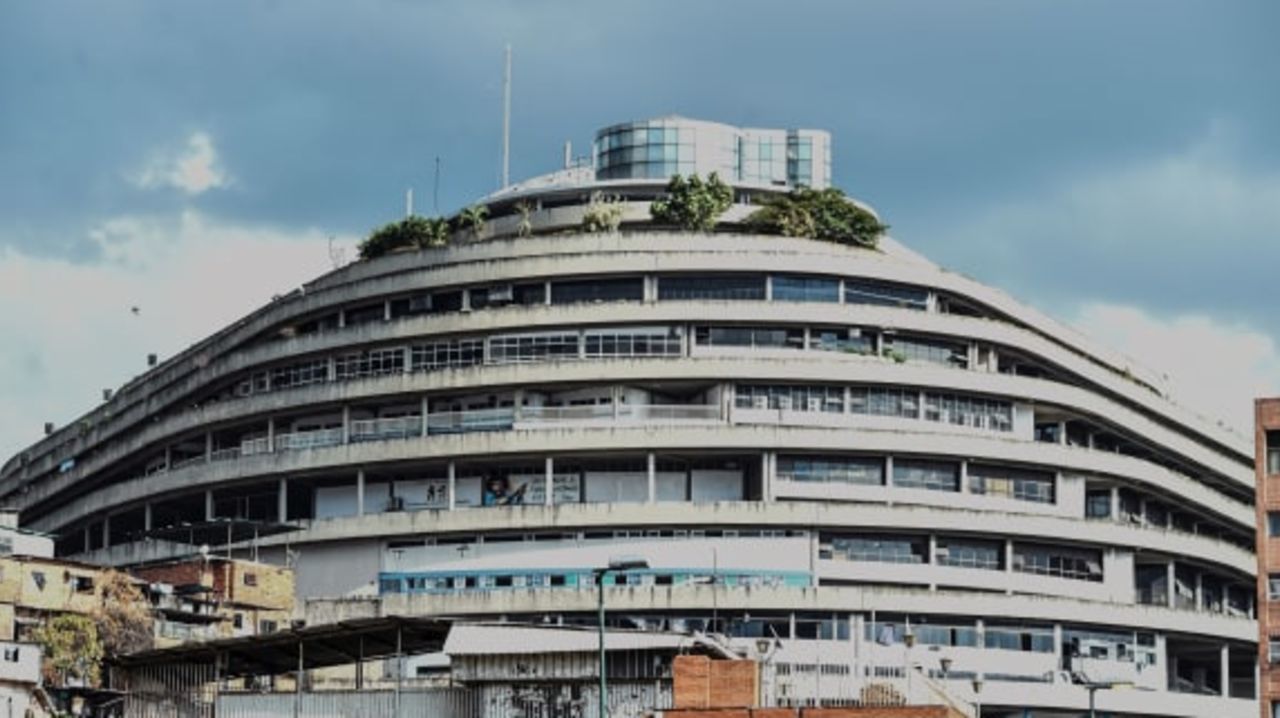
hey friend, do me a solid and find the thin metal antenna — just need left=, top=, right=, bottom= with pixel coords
left=433, top=157, right=441, bottom=214
left=501, top=43, right=512, bottom=188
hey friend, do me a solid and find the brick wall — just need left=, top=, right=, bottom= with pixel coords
left=1258, top=398, right=1280, bottom=718
left=673, top=655, right=759, bottom=709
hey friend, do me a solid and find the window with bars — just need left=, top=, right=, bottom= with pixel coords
left=923, top=392, right=1013, bottom=432
left=659, top=275, right=766, bottom=301
left=488, top=332, right=580, bottom=364
left=892, top=459, right=959, bottom=492
left=777, top=455, right=884, bottom=486
left=884, top=336, right=968, bottom=368
left=734, top=385, right=844, bottom=413
left=583, top=327, right=682, bottom=357
left=1012, top=543, right=1103, bottom=582
left=828, top=535, right=925, bottom=564
left=849, top=387, right=919, bottom=418
left=410, top=339, right=485, bottom=371
left=771, top=275, right=840, bottom=303
left=696, top=326, right=803, bottom=349
left=968, top=464, right=1055, bottom=504
left=270, top=359, right=330, bottom=390
left=935, top=538, right=1003, bottom=570
left=334, top=348, right=404, bottom=380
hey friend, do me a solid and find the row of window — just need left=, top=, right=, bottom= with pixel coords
left=822, top=534, right=1102, bottom=582
left=735, top=384, right=1015, bottom=433
left=378, top=569, right=811, bottom=595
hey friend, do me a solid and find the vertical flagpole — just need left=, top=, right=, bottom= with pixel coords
left=501, top=44, right=512, bottom=188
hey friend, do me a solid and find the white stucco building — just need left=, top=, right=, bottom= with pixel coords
left=0, top=118, right=1259, bottom=716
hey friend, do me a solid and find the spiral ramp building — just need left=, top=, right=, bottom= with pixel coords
left=0, top=118, right=1260, bottom=716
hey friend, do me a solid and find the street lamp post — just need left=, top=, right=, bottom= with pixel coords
left=594, top=556, right=649, bottom=718
left=1080, top=680, right=1132, bottom=718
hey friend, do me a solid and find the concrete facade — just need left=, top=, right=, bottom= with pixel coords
left=0, top=121, right=1261, bottom=715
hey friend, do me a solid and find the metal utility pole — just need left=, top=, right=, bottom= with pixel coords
left=501, top=44, right=512, bottom=188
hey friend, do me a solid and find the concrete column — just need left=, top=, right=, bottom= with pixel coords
left=1057, top=421, right=1067, bottom=445
left=1195, top=571, right=1204, bottom=611
left=266, top=417, right=275, bottom=453
left=1220, top=643, right=1229, bottom=697
left=356, top=469, right=366, bottom=517
left=328, top=357, right=337, bottom=382
left=884, top=455, right=894, bottom=488
left=460, top=290, right=470, bottom=312
left=543, top=281, right=552, bottom=305
left=83, top=526, right=91, bottom=553
left=1110, top=486, right=1120, bottom=521
left=383, top=300, right=392, bottom=322
left=164, top=447, right=172, bottom=470
left=337, top=309, right=346, bottom=328
left=958, top=460, right=970, bottom=494
left=837, top=279, right=846, bottom=304
left=205, top=432, right=213, bottom=461
left=143, top=503, right=153, bottom=532
left=1004, top=540, right=1014, bottom=584
left=102, top=516, right=110, bottom=547
left=341, top=406, right=351, bottom=444
left=544, top=457, right=554, bottom=507
left=402, top=346, right=411, bottom=374
left=1166, top=561, right=1176, bottom=608
left=205, top=490, right=215, bottom=521
left=764, top=275, right=773, bottom=302
left=1052, top=624, right=1063, bottom=660
left=647, top=452, right=657, bottom=504
left=420, top=396, right=430, bottom=437
left=447, top=462, right=456, bottom=511
left=513, top=389, right=525, bottom=421
left=278, top=478, right=288, bottom=523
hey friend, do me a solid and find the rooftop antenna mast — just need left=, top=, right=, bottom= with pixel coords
left=501, top=43, right=512, bottom=189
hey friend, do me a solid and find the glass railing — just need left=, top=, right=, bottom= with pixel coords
left=350, top=416, right=423, bottom=442
left=275, top=428, right=344, bottom=451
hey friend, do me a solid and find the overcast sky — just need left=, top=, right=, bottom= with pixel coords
left=2, top=1, right=1278, bottom=458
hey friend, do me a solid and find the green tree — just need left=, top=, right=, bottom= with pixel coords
left=457, top=204, right=489, bottom=241
left=649, top=173, right=733, bottom=232
left=32, top=614, right=104, bottom=688
left=747, top=187, right=887, bottom=248
left=357, top=215, right=450, bottom=260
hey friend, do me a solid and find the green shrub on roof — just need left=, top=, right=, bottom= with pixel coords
left=650, top=172, right=733, bottom=232
left=747, top=187, right=887, bottom=249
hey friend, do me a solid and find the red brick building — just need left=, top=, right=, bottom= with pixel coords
left=1258, top=399, right=1280, bottom=718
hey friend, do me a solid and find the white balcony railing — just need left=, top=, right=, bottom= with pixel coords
left=240, top=437, right=271, bottom=457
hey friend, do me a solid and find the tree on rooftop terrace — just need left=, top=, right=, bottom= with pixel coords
left=649, top=172, right=733, bottom=232
left=457, top=204, right=489, bottom=241
left=357, top=215, right=450, bottom=260
left=746, top=187, right=887, bottom=249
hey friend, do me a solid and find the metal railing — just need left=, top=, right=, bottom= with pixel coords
left=239, top=437, right=271, bottom=457
left=350, top=416, right=423, bottom=441
left=426, top=408, right=516, bottom=435
left=275, top=428, right=344, bottom=451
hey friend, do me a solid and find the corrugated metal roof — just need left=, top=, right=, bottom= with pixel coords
left=445, top=623, right=691, bottom=656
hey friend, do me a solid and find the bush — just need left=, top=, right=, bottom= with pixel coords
left=32, top=614, right=103, bottom=688
left=357, top=215, right=450, bottom=260
left=650, top=173, right=733, bottom=232
left=582, top=192, right=624, bottom=233
left=746, top=187, right=887, bottom=248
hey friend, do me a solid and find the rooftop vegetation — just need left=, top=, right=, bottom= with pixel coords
left=746, top=186, right=887, bottom=249
left=649, top=172, right=733, bottom=231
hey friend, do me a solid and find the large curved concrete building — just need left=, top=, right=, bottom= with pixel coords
left=0, top=117, right=1261, bottom=716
